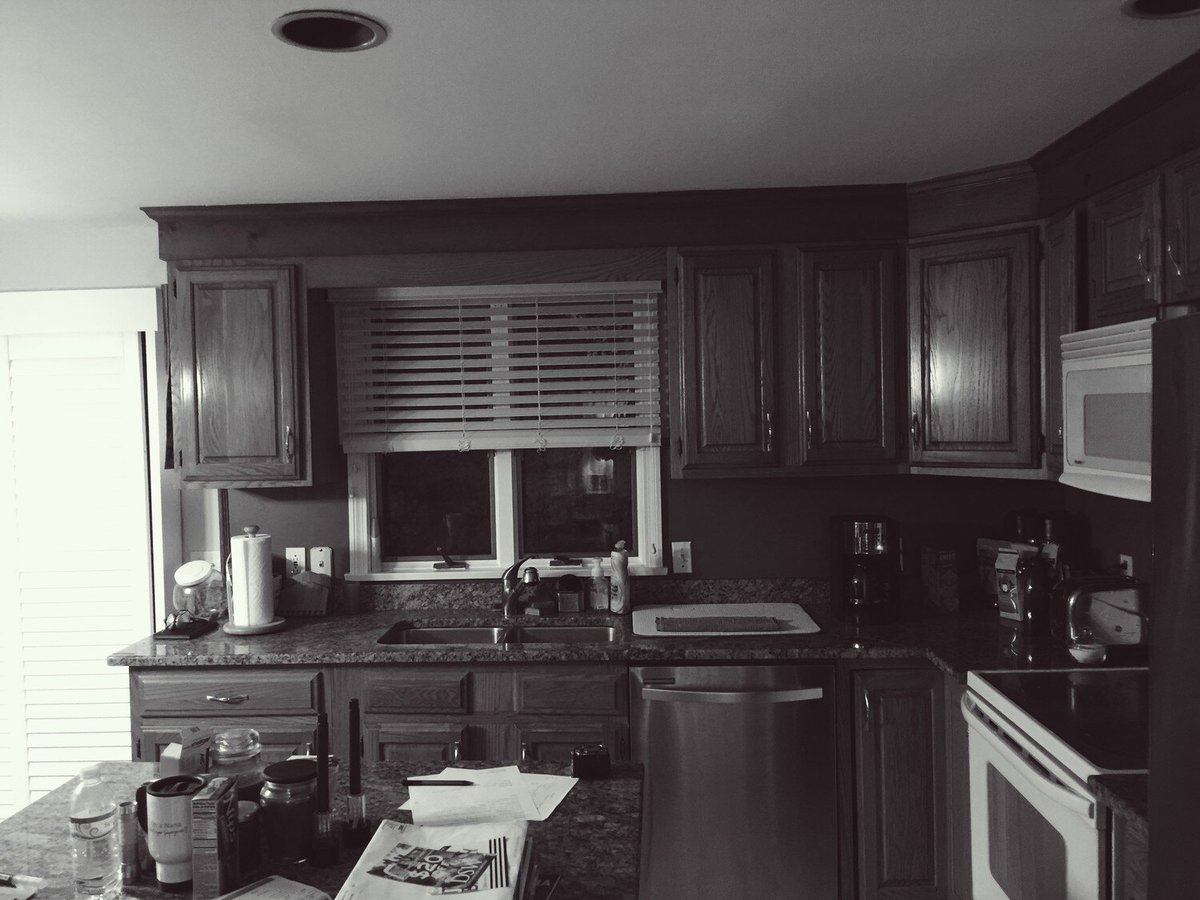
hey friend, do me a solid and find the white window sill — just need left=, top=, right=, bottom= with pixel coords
left=345, top=564, right=669, bottom=582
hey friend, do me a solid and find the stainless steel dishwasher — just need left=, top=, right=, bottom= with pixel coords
left=631, top=663, right=837, bottom=900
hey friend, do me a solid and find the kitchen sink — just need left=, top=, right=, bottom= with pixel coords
left=376, top=623, right=618, bottom=646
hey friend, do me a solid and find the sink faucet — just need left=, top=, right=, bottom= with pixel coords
left=500, top=557, right=539, bottom=617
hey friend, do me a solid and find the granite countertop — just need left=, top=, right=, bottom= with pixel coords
left=1090, top=773, right=1149, bottom=839
left=0, top=760, right=641, bottom=900
left=108, top=602, right=1103, bottom=679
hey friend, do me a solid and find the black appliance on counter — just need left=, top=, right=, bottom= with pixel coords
left=830, top=515, right=902, bottom=623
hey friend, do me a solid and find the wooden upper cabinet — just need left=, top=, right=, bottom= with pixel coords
left=671, top=248, right=777, bottom=474
left=1165, top=150, right=1200, bottom=308
left=171, top=264, right=310, bottom=487
left=799, top=248, right=897, bottom=465
left=1043, top=211, right=1082, bottom=474
left=1086, top=173, right=1163, bottom=327
left=908, top=231, right=1039, bottom=468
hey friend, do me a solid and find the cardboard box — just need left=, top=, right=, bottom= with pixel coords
left=159, top=725, right=211, bottom=777
left=191, top=775, right=240, bottom=899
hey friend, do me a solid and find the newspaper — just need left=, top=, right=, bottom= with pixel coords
left=335, top=819, right=528, bottom=899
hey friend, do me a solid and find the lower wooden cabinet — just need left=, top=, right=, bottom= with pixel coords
left=1109, top=810, right=1149, bottom=900
left=852, top=667, right=948, bottom=900
left=134, top=718, right=316, bottom=764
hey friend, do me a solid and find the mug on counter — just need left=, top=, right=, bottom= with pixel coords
left=135, top=774, right=205, bottom=891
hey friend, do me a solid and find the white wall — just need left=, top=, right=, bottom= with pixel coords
left=0, top=220, right=164, bottom=291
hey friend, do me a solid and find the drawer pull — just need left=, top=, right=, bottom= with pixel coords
left=206, top=693, right=250, bottom=705
left=449, top=740, right=462, bottom=763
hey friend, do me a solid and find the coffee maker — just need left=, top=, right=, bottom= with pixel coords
left=830, top=516, right=902, bottom=623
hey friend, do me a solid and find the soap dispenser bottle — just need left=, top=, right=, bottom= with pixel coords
left=588, top=558, right=609, bottom=611
left=609, top=541, right=630, bottom=614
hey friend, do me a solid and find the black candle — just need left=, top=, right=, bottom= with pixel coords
left=316, top=712, right=329, bottom=813
left=349, top=697, right=362, bottom=795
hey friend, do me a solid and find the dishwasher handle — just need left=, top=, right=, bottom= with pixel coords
left=641, top=685, right=824, bottom=705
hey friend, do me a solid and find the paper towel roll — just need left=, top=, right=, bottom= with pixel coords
left=228, top=527, right=273, bottom=627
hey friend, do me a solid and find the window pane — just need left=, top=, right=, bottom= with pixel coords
left=380, top=451, right=494, bottom=560
left=518, top=448, right=635, bottom=557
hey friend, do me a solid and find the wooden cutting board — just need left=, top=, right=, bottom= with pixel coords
left=632, top=602, right=821, bottom=637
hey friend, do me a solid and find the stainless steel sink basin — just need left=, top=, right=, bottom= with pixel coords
left=376, top=623, right=618, bottom=646
left=512, top=625, right=618, bottom=644
left=376, top=625, right=508, bottom=645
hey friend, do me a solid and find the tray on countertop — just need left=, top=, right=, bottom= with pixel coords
left=632, top=602, right=821, bottom=637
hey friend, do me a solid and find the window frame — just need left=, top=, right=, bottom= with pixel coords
left=345, top=447, right=665, bottom=580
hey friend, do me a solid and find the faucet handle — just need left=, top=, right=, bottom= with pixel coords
left=522, top=567, right=540, bottom=584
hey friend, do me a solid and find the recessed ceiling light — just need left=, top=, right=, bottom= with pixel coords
left=1121, top=0, right=1200, bottom=18
left=272, top=9, right=389, bottom=52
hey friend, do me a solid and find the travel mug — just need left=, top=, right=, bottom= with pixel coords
left=135, top=774, right=205, bottom=891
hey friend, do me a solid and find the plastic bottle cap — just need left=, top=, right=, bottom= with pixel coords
left=79, top=763, right=101, bottom=780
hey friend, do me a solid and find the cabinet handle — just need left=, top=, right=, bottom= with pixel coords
left=911, top=414, right=922, bottom=450
left=765, top=411, right=773, bottom=453
left=520, top=741, right=530, bottom=763
left=449, top=740, right=462, bottom=763
left=864, top=691, right=872, bottom=731
left=1168, top=221, right=1184, bottom=277
left=805, top=410, right=814, bottom=450
left=285, top=425, right=294, bottom=461
left=206, top=693, right=249, bottom=705
left=1136, top=234, right=1153, bottom=284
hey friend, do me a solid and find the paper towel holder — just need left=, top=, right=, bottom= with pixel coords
left=222, top=525, right=287, bottom=636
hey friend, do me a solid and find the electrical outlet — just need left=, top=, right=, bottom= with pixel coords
left=285, top=547, right=307, bottom=577
left=310, top=546, right=333, bottom=575
left=671, top=541, right=693, bottom=574
left=1119, top=554, right=1134, bottom=578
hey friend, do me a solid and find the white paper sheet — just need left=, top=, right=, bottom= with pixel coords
left=399, top=766, right=576, bottom=824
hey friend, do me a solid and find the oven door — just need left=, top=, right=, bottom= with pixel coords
left=962, top=692, right=1106, bottom=900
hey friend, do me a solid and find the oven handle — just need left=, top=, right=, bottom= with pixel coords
left=960, top=692, right=1095, bottom=821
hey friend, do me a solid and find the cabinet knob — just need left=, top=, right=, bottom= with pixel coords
left=805, top=410, right=815, bottom=450
left=449, top=740, right=462, bottom=763
left=910, top=414, right=922, bottom=450
left=520, top=741, right=530, bottom=763
left=1136, top=233, right=1153, bottom=284
left=285, top=425, right=294, bottom=461
left=765, top=411, right=773, bottom=453
left=1168, top=222, right=1184, bottom=277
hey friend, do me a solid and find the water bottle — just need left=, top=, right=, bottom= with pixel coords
left=68, top=764, right=122, bottom=899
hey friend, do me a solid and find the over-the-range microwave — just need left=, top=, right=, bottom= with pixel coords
left=1060, top=317, right=1152, bottom=502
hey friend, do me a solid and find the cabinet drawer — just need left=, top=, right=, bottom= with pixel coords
left=135, top=717, right=315, bottom=763
left=513, top=667, right=626, bottom=716
left=133, top=669, right=320, bottom=717
left=364, top=669, right=472, bottom=714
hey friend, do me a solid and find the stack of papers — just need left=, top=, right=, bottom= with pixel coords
left=400, top=766, right=576, bottom=826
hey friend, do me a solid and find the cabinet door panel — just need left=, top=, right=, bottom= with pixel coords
left=1166, top=151, right=1200, bottom=307
left=135, top=718, right=314, bottom=763
left=513, top=666, right=626, bottom=716
left=133, top=669, right=320, bottom=718
left=1043, top=211, right=1081, bottom=474
left=801, top=249, right=897, bottom=464
left=365, top=722, right=470, bottom=763
left=364, top=670, right=472, bottom=715
left=674, top=249, right=777, bottom=471
left=854, top=668, right=946, bottom=900
left=173, top=265, right=307, bottom=485
left=1087, top=175, right=1162, bottom=326
left=908, top=232, right=1038, bottom=467
left=512, top=721, right=629, bottom=763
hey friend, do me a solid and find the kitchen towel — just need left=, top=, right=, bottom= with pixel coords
left=228, top=529, right=274, bottom=627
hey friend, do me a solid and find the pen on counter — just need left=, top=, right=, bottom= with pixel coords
left=401, top=779, right=476, bottom=787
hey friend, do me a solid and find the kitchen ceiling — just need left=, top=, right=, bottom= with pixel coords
left=3, top=1, right=1200, bottom=229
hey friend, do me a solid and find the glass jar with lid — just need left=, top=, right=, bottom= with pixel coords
left=211, top=728, right=265, bottom=802
left=171, top=560, right=227, bottom=621
left=259, top=758, right=317, bottom=862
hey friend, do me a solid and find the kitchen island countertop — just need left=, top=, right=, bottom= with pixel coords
left=108, top=602, right=1110, bottom=678
left=0, top=760, right=641, bottom=899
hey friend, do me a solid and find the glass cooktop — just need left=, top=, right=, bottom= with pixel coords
left=972, top=667, right=1149, bottom=772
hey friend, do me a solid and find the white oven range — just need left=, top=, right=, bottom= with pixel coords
left=963, top=667, right=1148, bottom=900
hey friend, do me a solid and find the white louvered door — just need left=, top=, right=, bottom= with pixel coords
left=0, top=328, right=153, bottom=819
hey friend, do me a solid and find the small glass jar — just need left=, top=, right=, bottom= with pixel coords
left=172, top=560, right=227, bottom=621
left=212, top=728, right=265, bottom=802
left=259, top=758, right=317, bottom=862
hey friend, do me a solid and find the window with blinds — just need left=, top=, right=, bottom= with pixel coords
left=330, top=282, right=662, bottom=454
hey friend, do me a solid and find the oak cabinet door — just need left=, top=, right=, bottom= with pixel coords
left=134, top=718, right=315, bottom=763
left=364, top=722, right=471, bottom=763
left=1087, top=174, right=1163, bottom=327
left=1043, top=211, right=1082, bottom=474
left=908, top=231, right=1039, bottom=468
left=853, top=668, right=947, bottom=900
left=509, top=721, right=629, bottom=763
left=799, top=248, right=898, bottom=465
left=672, top=248, right=778, bottom=473
left=171, top=264, right=310, bottom=487
left=1165, top=150, right=1200, bottom=308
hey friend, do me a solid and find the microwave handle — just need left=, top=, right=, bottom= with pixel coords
left=960, top=693, right=1095, bottom=820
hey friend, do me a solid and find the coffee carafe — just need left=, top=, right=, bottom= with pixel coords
left=830, top=516, right=902, bottom=623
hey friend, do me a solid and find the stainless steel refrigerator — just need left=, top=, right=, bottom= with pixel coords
left=1150, top=313, right=1200, bottom=897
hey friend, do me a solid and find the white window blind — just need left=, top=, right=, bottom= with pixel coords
left=330, top=282, right=662, bottom=453
left=0, top=328, right=153, bottom=820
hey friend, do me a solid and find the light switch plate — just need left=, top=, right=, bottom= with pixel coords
left=671, top=541, right=693, bottom=574
left=310, top=546, right=333, bottom=575
left=285, top=547, right=307, bottom=576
